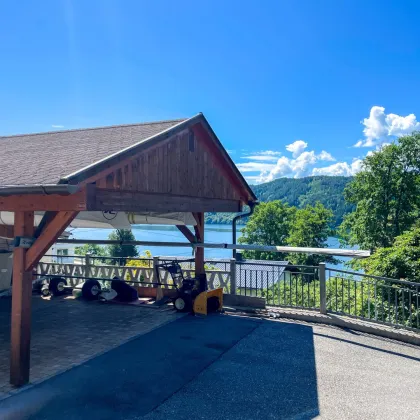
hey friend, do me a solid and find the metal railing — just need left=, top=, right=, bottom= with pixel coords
left=233, top=261, right=419, bottom=332
left=235, top=261, right=320, bottom=310
left=38, top=255, right=420, bottom=333
left=325, top=268, right=420, bottom=331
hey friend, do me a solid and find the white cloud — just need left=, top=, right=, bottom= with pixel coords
left=257, top=147, right=337, bottom=182
left=356, top=106, right=420, bottom=147
left=256, top=150, right=282, bottom=156
left=242, top=155, right=280, bottom=162
left=260, top=156, right=293, bottom=182
left=51, top=124, right=64, bottom=129
left=292, top=151, right=317, bottom=177
left=244, top=175, right=261, bottom=184
left=354, top=140, right=364, bottom=147
left=317, top=150, right=336, bottom=161
left=235, top=161, right=276, bottom=173
left=235, top=105, right=420, bottom=183
left=285, top=140, right=307, bottom=158
left=241, top=150, right=282, bottom=161
left=312, top=159, right=363, bottom=176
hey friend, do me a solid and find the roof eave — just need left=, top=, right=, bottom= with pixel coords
left=0, top=184, right=80, bottom=196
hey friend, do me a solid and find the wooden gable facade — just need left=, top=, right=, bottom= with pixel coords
left=96, top=128, right=243, bottom=200
left=65, top=118, right=254, bottom=214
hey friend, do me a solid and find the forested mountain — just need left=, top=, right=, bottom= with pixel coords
left=205, top=176, right=354, bottom=228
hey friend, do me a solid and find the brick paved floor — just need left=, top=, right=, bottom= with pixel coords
left=0, top=295, right=182, bottom=399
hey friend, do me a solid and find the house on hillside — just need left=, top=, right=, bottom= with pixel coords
left=236, top=259, right=291, bottom=296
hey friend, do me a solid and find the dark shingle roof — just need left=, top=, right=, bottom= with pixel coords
left=0, top=119, right=186, bottom=186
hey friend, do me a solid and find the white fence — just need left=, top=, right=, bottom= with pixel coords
left=37, top=256, right=232, bottom=292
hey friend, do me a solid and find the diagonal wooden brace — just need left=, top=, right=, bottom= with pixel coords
left=25, top=211, right=78, bottom=271
left=175, top=225, right=196, bottom=243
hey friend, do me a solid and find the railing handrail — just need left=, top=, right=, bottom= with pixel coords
left=43, top=254, right=231, bottom=263
left=327, top=267, right=419, bottom=287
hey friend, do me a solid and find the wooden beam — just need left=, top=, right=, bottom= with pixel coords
left=92, top=188, right=242, bottom=213
left=0, top=225, right=13, bottom=238
left=10, top=211, right=34, bottom=387
left=176, top=225, right=196, bottom=243
left=193, top=212, right=205, bottom=276
left=0, top=191, right=87, bottom=212
left=25, top=211, right=78, bottom=271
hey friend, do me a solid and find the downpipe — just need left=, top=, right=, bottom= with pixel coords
left=232, top=201, right=257, bottom=258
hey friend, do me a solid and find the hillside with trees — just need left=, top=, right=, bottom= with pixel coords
left=238, top=200, right=337, bottom=266
left=205, top=176, right=353, bottom=228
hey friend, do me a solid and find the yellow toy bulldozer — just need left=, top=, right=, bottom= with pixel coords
left=154, top=260, right=223, bottom=316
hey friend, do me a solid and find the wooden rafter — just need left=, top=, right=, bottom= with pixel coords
left=25, top=211, right=78, bottom=271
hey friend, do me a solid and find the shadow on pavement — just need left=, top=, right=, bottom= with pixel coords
left=0, top=315, right=320, bottom=420
left=146, top=318, right=320, bottom=420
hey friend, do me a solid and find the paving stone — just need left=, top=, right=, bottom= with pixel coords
left=0, top=295, right=181, bottom=398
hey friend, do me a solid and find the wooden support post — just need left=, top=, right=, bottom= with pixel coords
left=193, top=212, right=205, bottom=276
left=10, top=211, right=34, bottom=387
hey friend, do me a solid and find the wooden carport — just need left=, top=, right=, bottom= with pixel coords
left=0, top=113, right=256, bottom=386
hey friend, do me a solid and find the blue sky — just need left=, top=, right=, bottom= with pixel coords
left=1, top=0, right=420, bottom=183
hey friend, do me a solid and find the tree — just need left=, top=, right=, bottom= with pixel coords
left=238, top=200, right=334, bottom=265
left=107, top=229, right=139, bottom=264
left=339, top=133, right=420, bottom=251
left=239, top=201, right=295, bottom=261
left=359, top=223, right=420, bottom=281
left=287, top=203, right=336, bottom=266
left=74, top=244, right=108, bottom=257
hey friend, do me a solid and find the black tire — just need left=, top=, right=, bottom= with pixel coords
left=49, top=277, right=67, bottom=296
left=81, top=280, right=101, bottom=300
left=174, top=294, right=192, bottom=312
left=41, top=285, right=50, bottom=297
left=111, top=279, right=138, bottom=302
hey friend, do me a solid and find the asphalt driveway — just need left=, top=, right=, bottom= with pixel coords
left=0, top=314, right=419, bottom=420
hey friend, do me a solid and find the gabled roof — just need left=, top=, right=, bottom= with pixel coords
left=0, top=113, right=256, bottom=202
left=0, top=118, right=186, bottom=186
